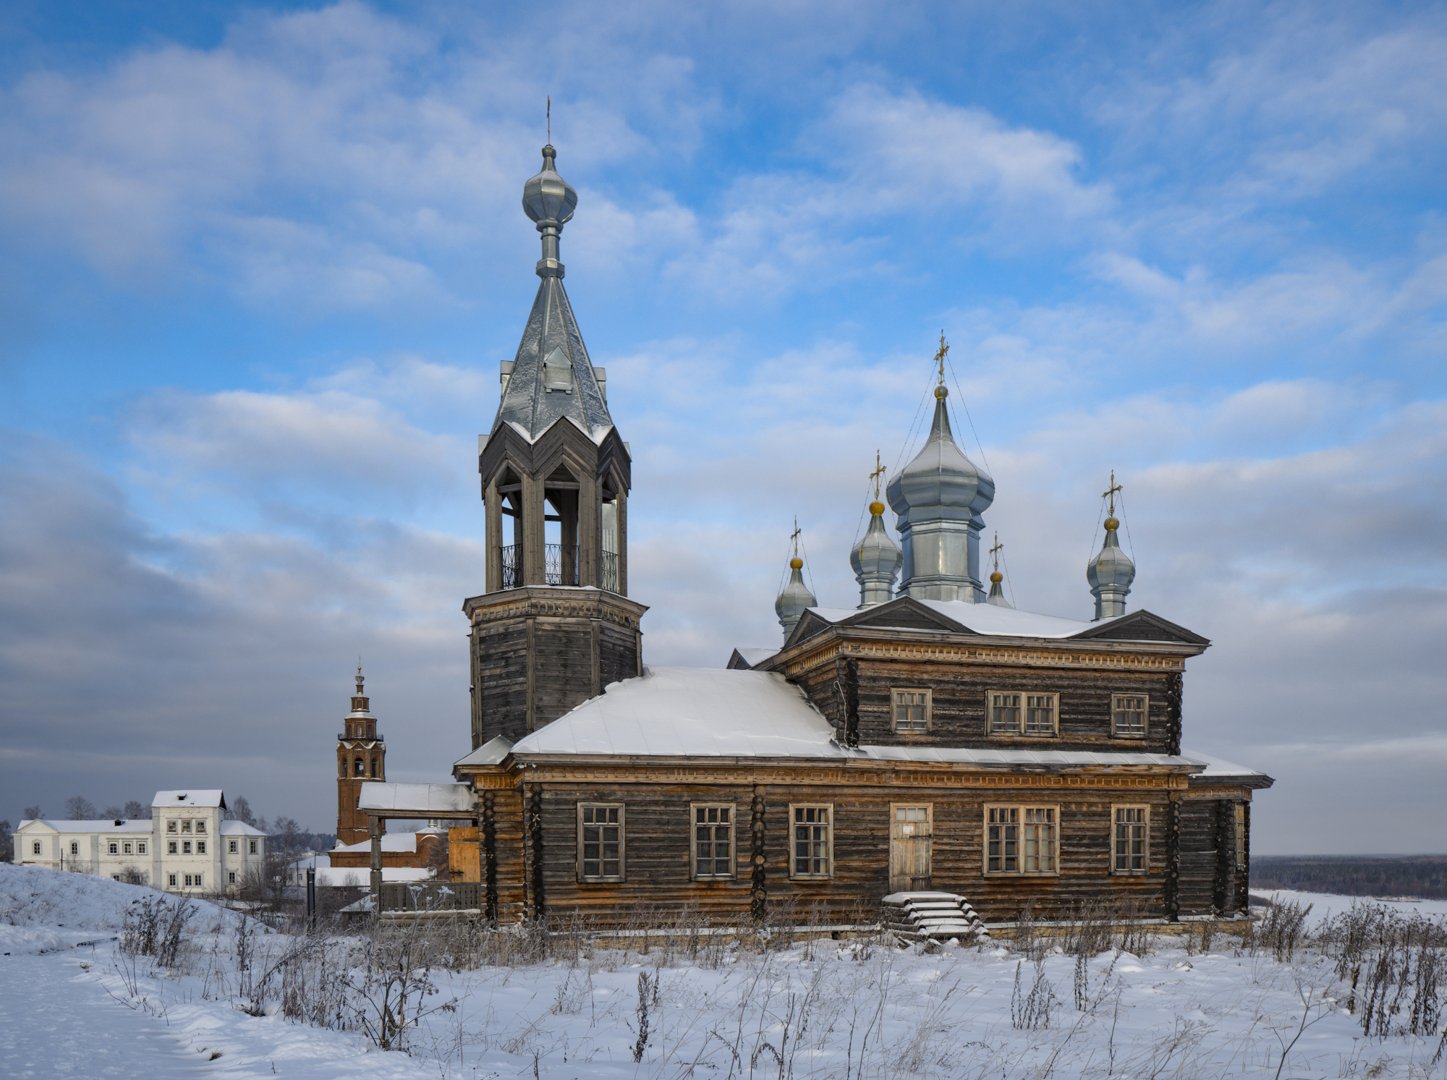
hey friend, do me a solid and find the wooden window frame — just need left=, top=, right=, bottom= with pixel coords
left=576, top=802, right=625, bottom=883
left=789, top=803, right=834, bottom=880
left=690, top=803, right=736, bottom=881
left=988, top=691, right=1059, bottom=737
left=1111, top=693, right=1149, bottom=738
left=983, top=804, right=1059, bottom=876
left=1111, top=804, right=1150, bottom=875
left=891, top=688, right=932, bottom=734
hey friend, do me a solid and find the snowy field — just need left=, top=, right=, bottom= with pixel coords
left=3, top=865, right=1446, bottom=1079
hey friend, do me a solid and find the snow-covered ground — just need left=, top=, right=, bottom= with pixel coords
left=3, top=864, right=1446, bottom=1078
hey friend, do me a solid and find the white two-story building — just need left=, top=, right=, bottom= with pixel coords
left=15, top=790, right=267, bottom=896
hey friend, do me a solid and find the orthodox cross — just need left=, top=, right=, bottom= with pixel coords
left=546, top=96, right=551, bottom=143
left=1102, top=470, right=1123, bottom=517
left=790, top=516, right=803, bottom=558
left=934, top=332, right=950, bottom=385
left=990, top=533, right=1004, bottom=573
left=869, top=450, right=887, bottom=500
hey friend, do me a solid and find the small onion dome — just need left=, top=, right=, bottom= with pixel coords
left=886, top=386, right=995, bottom=528
left=1087, top=516, right=1136, bottom=620
left=775, top=556, right=817, bottom=640
left=522, top=145, right=577, bottom=227
left=986, top=568, right=1011, bottom=608
left=850, top=500, right=901, bottom=608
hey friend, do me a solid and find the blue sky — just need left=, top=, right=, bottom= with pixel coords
left=1, top=0, right=1444, bottom=853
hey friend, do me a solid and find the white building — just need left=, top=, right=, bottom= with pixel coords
left=14, top=789, right=267, bottom=896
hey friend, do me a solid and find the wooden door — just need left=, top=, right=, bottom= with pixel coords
left=890, top=804, right=932, bottom=892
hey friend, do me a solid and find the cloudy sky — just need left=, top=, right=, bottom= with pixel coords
left=1, top=0, right=1443, bottom=854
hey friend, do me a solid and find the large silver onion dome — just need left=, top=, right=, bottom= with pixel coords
left=886, top=386, right=995, bottom=601
left=1087, top=516, right=1135, bottom=620
left=775, top=557, right=817, bottom=641
left=887, top=388, right=995, bottom=522
left=522, top=145, right=577, bottom=227
left=850, top=500, right=901, bottom=608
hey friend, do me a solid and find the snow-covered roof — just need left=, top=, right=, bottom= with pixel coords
left=729, top=647, right=778, bottom=669
left=454, top=734, right=514, bottom=768
left=511, top=667, right=1203, bottom=771
left=357, top=782, right=473, bottom=814
left=152, top=790, right=224, bottom=808
left=302, top=866, right=432, bottom=888
left=331, top=833, right=426, bottom=855
left=16, top=819, right=151, bottom=834
left=809, top=601, right=1110, bottom=639
left=1185, top=750, right=1275, bottom=788
left=220, top=820, right=267, bottom=836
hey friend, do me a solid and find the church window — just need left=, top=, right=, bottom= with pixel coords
left=577, top=804, right=624, bottom=882
left=985, top=805, right=1058, bottom=875
left=355, top=758, right=365, bottom=776
left=69, top=841, right=78, bottom=856
left=183, top=841, right=192, bottom=854
left=32, top=842, right=40, bottom=855
left=892, top=689, right=931, bottom=733
left=370, top=757, right=379, bottom=778
left=197, top=841, right=206, bottom=855
left=691, top=804, right=735, bottom=880
left=1112, top=806, right=1149, bottom=874
left=790, top=804, right=833, bottom=879
left=168, top=841, right=178, bottom=854
left=229, top=840, right=238, bottom=854
left=228, top=871, right=237, bottom=885
left=123, top=842, right=132, bottom=854
left=988, top=691, right=1058, bottom=736
left=108, top=842, right=118, bottom=855
left=1112, top=694, right=1148, bottom=738
left=196, top=872, right=203, bottom=888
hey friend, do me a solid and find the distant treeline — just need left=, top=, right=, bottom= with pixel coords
left=1253, top=855, right=1447, bottom=900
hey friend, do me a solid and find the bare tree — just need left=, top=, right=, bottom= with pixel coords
left=123, top=800, right=148, bottom=819
left=23, top=805, right=43, bottom=820
left=102, top=805, right=123, bottom=819
left=230, top=795, right=256, bottom=826
left=64, top=795, right=98, bottom=820
left=0, top=820, right=12, bottom=863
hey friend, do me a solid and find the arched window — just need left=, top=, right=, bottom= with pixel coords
left=370, top=757, right=379, bottom=778
left=354, top=758, right=365, bottom=776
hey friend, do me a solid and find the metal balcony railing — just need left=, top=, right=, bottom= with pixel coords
left=498, top=544, right=620, bottom=591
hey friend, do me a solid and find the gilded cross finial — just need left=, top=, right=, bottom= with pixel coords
left=934, top=331, right=950, bottom=385
left=869, top=450, right=887, bottom=500
left=790, top=516, right=802, bottom=558
left=1103, top=469, right=1123, bottom=518
left=990, top=532, right=1003, bottom=572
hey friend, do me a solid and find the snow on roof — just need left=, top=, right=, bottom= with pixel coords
left=220, top=820, right=267, bottom=836
left=152, top=790, right=224, bottom=808
left=1185, top=750, right=1275, bottom=787
left=730, top=647, right=779, bottom=669
left=18, top=819, right=151, bottom=834
left=454, top=735, right=514, bottom=768
left=512, top=667, right=1204, bottom=771
left=305, top=866, right=432, bottom=888
left=331, top=833, right=423, bottom=855
left=357, top=782, right=472, bottom=814
left=809, top=601, right=1108, bottom=639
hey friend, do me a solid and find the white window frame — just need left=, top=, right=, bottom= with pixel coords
left=69, top=841, right=79, bottom=856
left=168, top=873, right=177, bottom=887
left=1111, top=693, right=1149, bottom=738
left=168, top=840, right=177, bottom=854
left=248, top=840, right=257, bottom=855
left=789, top=803, right=833, bottom=880
left=32, top=841, right=41, bottom=855
left=891, top=688, right=932, bottom=733
left=228, top=871, right=237, bottom=885
left=195, top=820, right=206, bottom=834
left=988, top=690, right=1059, bottom=737
left=984, top=804, right=1059, bottom=876
left=181, top=820, right=192, bottom=833
left=123, top=842, right=133, bottom=855
left=690, top=803, right=736, bottom=881
left=228, top=839, right=238, bottom=854
left=197, top=841, right=206, bottom=855
left=108, top=842, right=119, bottom=855
left=166, top=820, right=177, bottom=833
left=137, top=841, right=147, bottom=855
left=182, top=840, right=192, bottom=854
left=1112, top=805, right=1149, bottom=875
left=576, top=803, right=625, bottom=883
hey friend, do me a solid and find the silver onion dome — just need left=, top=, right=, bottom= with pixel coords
left=522, top=145, right=577, bottom=279
left=1087, top=515, right=1135, bottom=620
left=775, top=556, right=817, bottom=641
left=850, top=500, right=901, bottom=608
left=886, top=386, right=996, bottom=602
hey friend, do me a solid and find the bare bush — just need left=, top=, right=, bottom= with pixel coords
left=120, top=894, right=195, bottom=968
left=1010, top=959, right=1055, bottom=1030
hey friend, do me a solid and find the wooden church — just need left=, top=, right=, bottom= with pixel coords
left=356, top=144, right=1271, bottom=930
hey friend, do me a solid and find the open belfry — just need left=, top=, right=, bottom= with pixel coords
left=352, top=143, right=1271, bottom=931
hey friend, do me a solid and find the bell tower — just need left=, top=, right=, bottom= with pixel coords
left=465, top=144, right=646, bottom=749
left=336, top=665, right=385, bottom=847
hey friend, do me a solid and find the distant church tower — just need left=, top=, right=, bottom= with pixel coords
left=336, top=665, right=385, bottom=847
left=466, top=144, right=647, bottom=749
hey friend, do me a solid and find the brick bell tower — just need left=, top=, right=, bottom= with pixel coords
left=466, top=144, right=646, bottom=750
left=335, top=665, right=386, bottom=847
